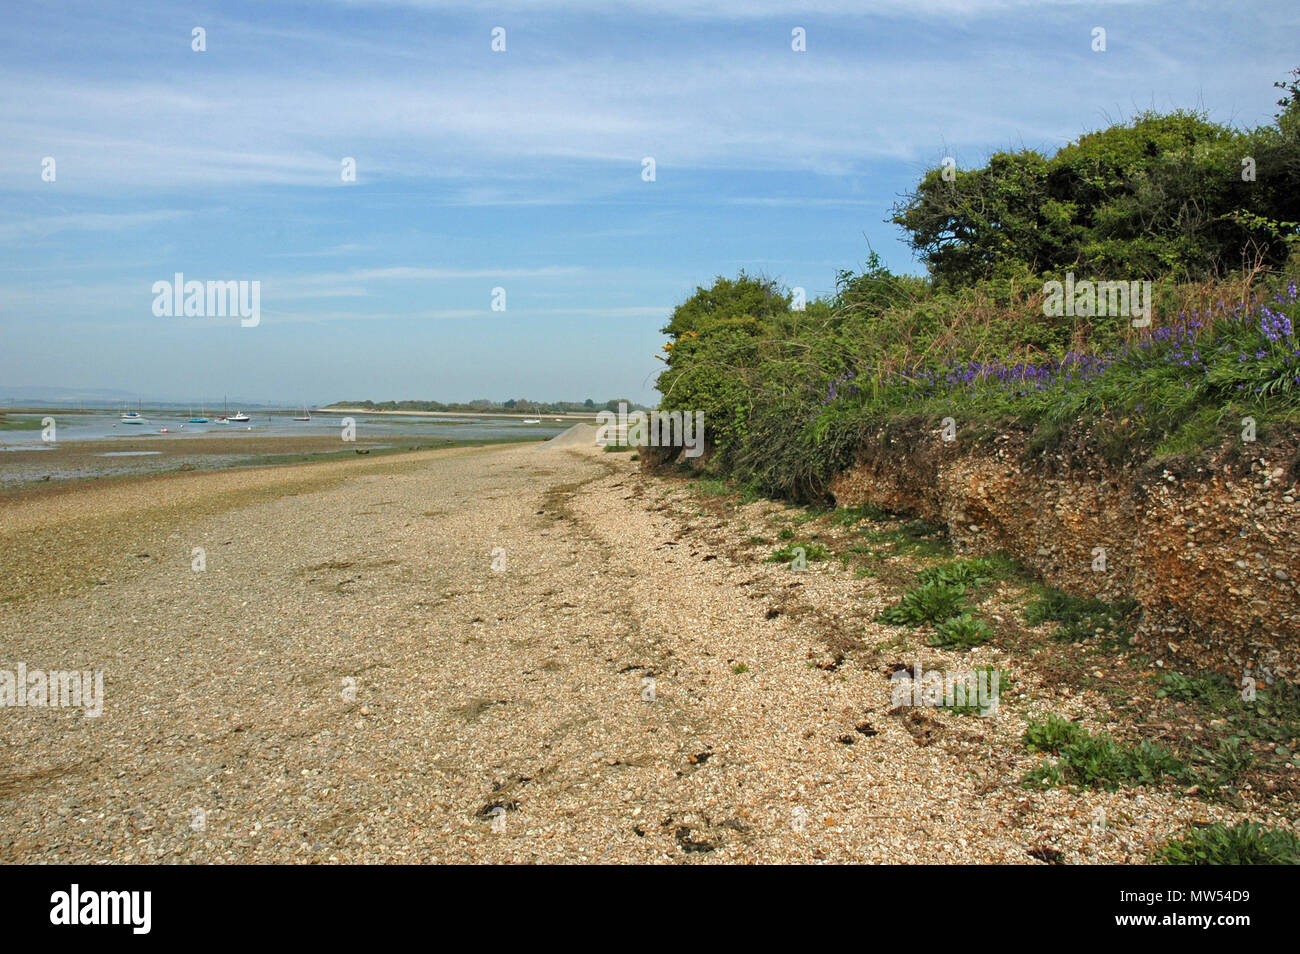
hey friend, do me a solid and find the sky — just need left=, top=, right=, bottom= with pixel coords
left=1, top=0, right=1297, bottom=406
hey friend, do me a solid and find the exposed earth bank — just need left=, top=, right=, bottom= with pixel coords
left=828, top=424, right=1300, bottom=678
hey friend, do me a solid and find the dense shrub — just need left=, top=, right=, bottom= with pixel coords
left=654, top=71, right=1300, bottom=500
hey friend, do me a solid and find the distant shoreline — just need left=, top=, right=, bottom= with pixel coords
left=318, top=407, right=599, bottom=421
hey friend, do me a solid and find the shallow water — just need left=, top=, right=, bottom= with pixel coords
left=0, top=411, right=569, bottom=446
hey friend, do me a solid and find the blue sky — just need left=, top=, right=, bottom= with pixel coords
left=1, top=0, right=1297, bottom=406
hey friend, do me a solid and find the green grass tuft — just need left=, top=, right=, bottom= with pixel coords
left=1155, top=822, right=1300, bottom=865
left=767, top=541, right=830, bottom=564
left=1022, top=714, right=1186, bottom=791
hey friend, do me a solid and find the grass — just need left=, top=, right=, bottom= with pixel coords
left=1155, top=822, right=1300, bottom=865
left=0, top=414, right=46, bottom=431
left=827, top=503, right=893, bottom=527
left=939, top=667, right=1012, bottom=716
left=767, top=541, right=830, bottom=564
left=1022, top=714, right=1187, bottom=791
left=603, top=443, right=634, bottom=453
left=688, top=476, right=763, bottom=505
left=861, top=519, right=952, bottom=558
left=1191, top=738, right=1258, bottom=793
left=879, top=579, right=967, bottom=626
left=1023, top=587, right=1137, bottom=644
left=691, top=477, right=733, bottom=496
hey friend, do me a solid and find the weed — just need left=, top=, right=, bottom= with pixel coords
left=879, top=580, right=967, bottom=626
left=930, top=613, right=995, bottom=648
left=1155, top=822, right=1300, bottom=865
left=1022, top=714, right=1185, bottom=791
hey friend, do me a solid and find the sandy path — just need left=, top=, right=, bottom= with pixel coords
left=0, top=442, right=1231, bottom=862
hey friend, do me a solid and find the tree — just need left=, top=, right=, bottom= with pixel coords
left=892, top=94, right=1300, bottom=285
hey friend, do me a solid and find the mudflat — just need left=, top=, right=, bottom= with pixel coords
left=0, top=434, right=465, bottom=489
left=0, top=441, right=1274, bottom=862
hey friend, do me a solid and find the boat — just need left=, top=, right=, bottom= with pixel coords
left=293, top=405, right=311, bottom=422
left=230, top=411, right=251, bottom=423
left=121, top=402, right=146, bottom=424
left=522, top=418, right=541, bottom=424
left=188, top=403, right=209, bottom=424
left=215, top=397, right=244, bottom=423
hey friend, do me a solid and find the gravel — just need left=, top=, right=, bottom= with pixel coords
left=0, top=442, right=1282, bottom=863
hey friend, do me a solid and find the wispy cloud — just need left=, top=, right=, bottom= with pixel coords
left=328, top=0, right=1155, bottom=19
left=0, top=210, right=190, bottom=244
